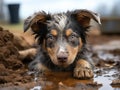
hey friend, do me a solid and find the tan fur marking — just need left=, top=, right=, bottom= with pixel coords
left=64, top=38, right=83, bottom=66
left=47, top=46, right=59, bottom=65
left=78, top=38, right=83, bottom=51
left=76, top=59, right=90, bottom=68
left=66, top=44, right=79, bottom=65
left=42, top=39, right=46, bottom=51
left=65, top=29, right=73, bottom=37
left=31, top=23, right=39, bottom=32
left=51, top=29, right=57, bottom=36
left=77, top=16, right=90, bottom=28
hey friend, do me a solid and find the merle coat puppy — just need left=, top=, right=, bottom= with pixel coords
left=24, top=9, right=101, bottom=79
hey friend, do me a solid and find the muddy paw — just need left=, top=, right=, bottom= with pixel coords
left=74, top=66, right=94, bottom=79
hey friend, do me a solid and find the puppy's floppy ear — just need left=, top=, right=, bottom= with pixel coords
left=72, top=9, right=101, bottom=28
left=24, top=11, right=50, bottom=33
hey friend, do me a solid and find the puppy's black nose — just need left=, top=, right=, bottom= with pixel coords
left=57, top=53, right=68, bottom=63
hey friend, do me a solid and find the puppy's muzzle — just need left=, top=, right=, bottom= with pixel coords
left=57, top=52, right=68, bottom=63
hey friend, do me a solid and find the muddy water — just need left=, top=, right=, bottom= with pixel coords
left=94, top=69, right=119, bottom=90
left=28, top=68, right=119, bottom=90
left=29, top=71, right=100, bottom=90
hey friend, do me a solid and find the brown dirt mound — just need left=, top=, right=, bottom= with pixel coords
left=0, top=27, right=32, bottom=87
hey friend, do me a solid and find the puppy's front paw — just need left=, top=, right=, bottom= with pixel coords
left=74, top=59, right=94, bottom=79
left=74, top=66, right=93, bottom=79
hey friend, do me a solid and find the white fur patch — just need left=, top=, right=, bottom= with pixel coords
left=47, top=14, right=67, bottom=31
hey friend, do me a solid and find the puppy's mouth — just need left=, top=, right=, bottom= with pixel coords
left=57, top=56, right=68, bottom=63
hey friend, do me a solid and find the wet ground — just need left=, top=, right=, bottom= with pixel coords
left=0, top=27, right=120, bottom=90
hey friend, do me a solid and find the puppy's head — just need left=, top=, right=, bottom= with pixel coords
left=24, top=10, right=101, bottom=67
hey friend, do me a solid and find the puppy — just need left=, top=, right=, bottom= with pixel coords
left=24, top=9, right=101, bottom=79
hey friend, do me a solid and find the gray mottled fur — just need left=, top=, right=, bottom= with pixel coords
left=47, top=14, right=68, bottom=31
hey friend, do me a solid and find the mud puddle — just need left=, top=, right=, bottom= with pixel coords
left=28, top=68, right=119, bottom=90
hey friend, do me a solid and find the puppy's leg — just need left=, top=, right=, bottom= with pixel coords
left=28, top=58, right=50, bottom=73
left=74, top=59, right=94, bottom=79
left=19, top=48, right=37, bottom=60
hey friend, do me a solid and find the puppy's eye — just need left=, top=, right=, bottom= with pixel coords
left=69, top=34, right=77, bottom=40
left=71, top=34, right=76, bottom=38
left=46, top=34, right=56, bottom=48
left=47, top=34, right=54, bottom=41
left=68, top=34, right=78, bottom=46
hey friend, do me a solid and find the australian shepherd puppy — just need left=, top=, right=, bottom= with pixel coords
left=24, top=9, right=101, bottom=79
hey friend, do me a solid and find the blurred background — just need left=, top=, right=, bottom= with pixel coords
left=0, top=0, right=120, bottom=34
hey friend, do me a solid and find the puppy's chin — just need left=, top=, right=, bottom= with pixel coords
left=51, top=60, right=67, bottom=67
left=52, top=59, right=74, bottom=68
left=57, top=63, right=69, bottom=68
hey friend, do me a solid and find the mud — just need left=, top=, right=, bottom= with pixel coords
left=0, top=27, right=120, bottom=90
left=0, top=27, right=33, bottom=87
left=111, top=79, right=120, bottom=87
